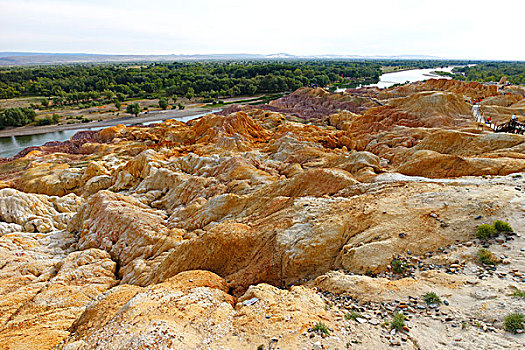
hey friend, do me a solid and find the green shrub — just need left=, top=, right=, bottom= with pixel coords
left=494, top=220, right=513, bottom=233
left=345, top=311, right=363, bottom=321
left=36, top=117, right=51, bottom=126
left=476, top=224, right=497, bottom=240
left=390, top=312, right=405, bottom=331
left=158, top=98, right=168, bottom=109
left=391, top=259, right=407, bottom=274
left=312, top=322, right=330, bottom=335
left=477, top=248, right=498, bottom=266
left=36, top=114, right=60, bottom=126
left=511, top=290, right=525, bottom=299
left=423, top=292, right=442, bottom=305
left=504, top=313, right=524, bottom=334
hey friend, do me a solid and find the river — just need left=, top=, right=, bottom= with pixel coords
left=0, top=110, right=219, bottom=158
left=335, top=66, right=456, bottom=92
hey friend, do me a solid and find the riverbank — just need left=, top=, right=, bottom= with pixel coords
left=0, top=106, right=217, bottom=138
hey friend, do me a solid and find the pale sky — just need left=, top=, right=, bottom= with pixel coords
left=1, top=0, right=524, bottom=60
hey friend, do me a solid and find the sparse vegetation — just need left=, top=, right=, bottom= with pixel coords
left=312, top=322, right=330, bottom=336
left=504, top=313, right=524, bottom=334
left=390, top=312, right=406, bottom=331
left=423, top=292, right=442, bottom=305
left=391, top=259, right=407, bottom=274
left=477, top=248, right=499, bottom=266
left=476, top=224, right=497, bottom=240
left=345, top=311, right=363, bottom=321
left=476, top=220, right=513, bottom=240
left=494, top=220, right=513, bottom=233
left=511, top=290, right=525, bottom=299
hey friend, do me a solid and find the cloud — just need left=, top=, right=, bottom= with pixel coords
left=0, top=0, right=523, bottom=59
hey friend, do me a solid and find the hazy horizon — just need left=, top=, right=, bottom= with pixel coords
left=1, top=0, right=524, bottom=61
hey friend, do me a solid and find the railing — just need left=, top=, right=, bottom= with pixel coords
left=472, top=104, right=524, bottom=134
left=494, top=121, right=525, bottom=134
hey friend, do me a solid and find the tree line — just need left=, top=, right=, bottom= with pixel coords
left=448, top=62, right=525, bottom=85
left=0, top=61, right=382, bottom=101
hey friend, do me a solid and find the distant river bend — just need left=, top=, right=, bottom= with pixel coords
left=336, top=66, right=456, bottom=92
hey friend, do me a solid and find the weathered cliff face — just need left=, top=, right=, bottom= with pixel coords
left=0, top=79, right=524, bottom=349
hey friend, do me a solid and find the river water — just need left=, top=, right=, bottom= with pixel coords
left=0, top=110, right=219, bottom=158
left=0, top=67, right=457, bottom=158
left=335, top=66, right=456, bottom=92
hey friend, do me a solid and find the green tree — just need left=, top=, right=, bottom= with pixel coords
left=114, top=100, right=122, bottom=111
left=103, top=90, right=115, bottom=100
left=115, top=92, right=126, bottom=102
left=247, top=84, right=257, bottom=95
left=185, top=87, right=195, bottom=100
left=165, top=86, right=177, bottom=97
left=0, top=108, right=37, bottom=127
left=41, top=98, right=49, bottom=108
left=158, top=98, right=168, bottom=110
left=126, top=103, right=140, bottom=117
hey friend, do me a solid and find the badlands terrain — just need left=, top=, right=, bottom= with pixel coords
left=0, top=79, right=524, bottom=349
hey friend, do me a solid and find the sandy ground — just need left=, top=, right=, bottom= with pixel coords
left=0, top=106, right=218, bottom=137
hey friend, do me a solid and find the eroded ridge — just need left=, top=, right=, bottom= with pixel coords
left=0, top=80, right=524, bottom=349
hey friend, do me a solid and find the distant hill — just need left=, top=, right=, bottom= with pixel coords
left=0, top=52, right=444, bottom=66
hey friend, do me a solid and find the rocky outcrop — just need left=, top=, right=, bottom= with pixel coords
left=268, top=87, right=377, bottom=120
left=1, top=80, right=524, bottom=349
left=70, top=190, right=179, bottom=286
left=61, top=270, right=334, bottom=350
left=0, top=188, right=82, bottom=232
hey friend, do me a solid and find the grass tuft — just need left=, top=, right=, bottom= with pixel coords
left=494, top=220, right=513, bottom=233
left=391, top=259, right=407, bottom=274
left=422, top=292, right=442, bottom=305
left=476, top=224, right=497, bottom=240
left=511, top=290, right=525, bottom=299
left=312, top=322, right=330, bottom=336
left=477, top=248, right=499, bottom=266
left=504, top=313, right=524, bottom=334
left=345, top=311, right=363, bottom=321
left=390, top=312, right=406, bottom=331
